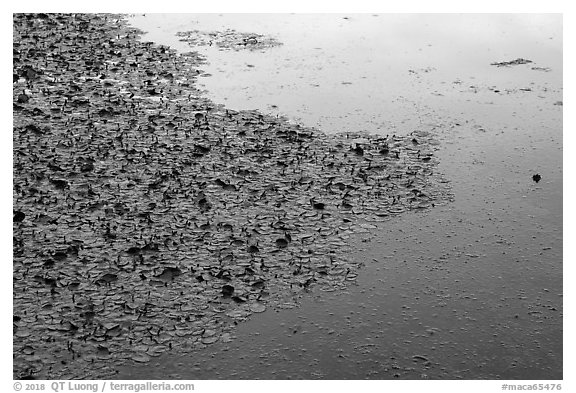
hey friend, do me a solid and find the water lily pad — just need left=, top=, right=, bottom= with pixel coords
left=250, top=302, right=266, bottom=313
left=222, top=284, right=234, bottom=297
left=97, top=346, right=110, bottom=358
left=132, top=353, right=151, bottom=363
left=155, top=267, right=182, bottom=282
left=13, top=210, right=26, bottom=222
left=201, top=336, right=219, bottom=345
left=275, top=238, right=289, bottom=248
left=247, top=245, right=260, bottom=253
left=95, top=273, right=118, bottom=286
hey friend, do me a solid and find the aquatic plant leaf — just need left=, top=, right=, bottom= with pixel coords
left=14, top=210, right=25, bottom=222
left=132, top=354, right=151, bottom=363
left=95, top=273, right=118, bottom=286
left=275, top=238, right=289, bottom=248
left=247, top=245, right=260, bottom=254
left=222, top=284, right=234, bottom=297
left=250, top=302, right=266, bottom=313
left=155, top=267, right=182, bottom=282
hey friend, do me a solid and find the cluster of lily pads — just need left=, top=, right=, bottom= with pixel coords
left=176, top=29, right=282, bottom=51
left=13, top=13, right=452, bottom=379
left=490, top=58, right=533, bottom=67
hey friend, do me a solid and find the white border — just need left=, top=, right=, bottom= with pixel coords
left=3, top=2, right=569, bottom=391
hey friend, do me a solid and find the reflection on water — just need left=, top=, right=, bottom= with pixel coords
left=124, top=14, right=562, bottom=379
left=129, top=13, right=561, bottom=135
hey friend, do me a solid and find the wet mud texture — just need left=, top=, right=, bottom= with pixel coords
left=13, top=13, right=451, bottom=379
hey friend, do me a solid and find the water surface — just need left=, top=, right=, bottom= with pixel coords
left=123, top=13, right=562, bottom=379
left=129, top=13, right=561, bottom=135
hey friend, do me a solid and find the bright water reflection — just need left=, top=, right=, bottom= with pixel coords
left=129, top=13, right=561, bottom=135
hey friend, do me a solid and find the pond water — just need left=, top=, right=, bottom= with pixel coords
left=129, top=13, right=561, bottom=136
left=123, top=13, right=563, bottom=379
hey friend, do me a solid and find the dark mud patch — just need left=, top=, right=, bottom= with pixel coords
left=13, top=13, right=451, bottom=379
left=176, top=29, right=282, bottom=51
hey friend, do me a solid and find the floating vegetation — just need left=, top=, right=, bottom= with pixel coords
left=490, top=58, right=533, bottom=67
left=13, top=13, right=451, bottom=379
left=176, top=29, right=283, bottom=51
left=531, top=66, right=552, bottom=72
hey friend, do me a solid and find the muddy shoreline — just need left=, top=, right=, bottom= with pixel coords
left=13, top=13, right=454, bottom=379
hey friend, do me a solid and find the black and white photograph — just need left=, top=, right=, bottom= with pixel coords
left=9, top=2, right=567, bottom=390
